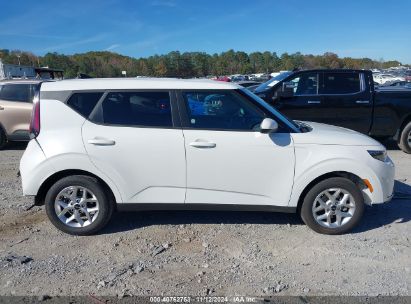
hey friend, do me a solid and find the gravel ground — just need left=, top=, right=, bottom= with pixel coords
left=0, top=142, right=410, bottom=298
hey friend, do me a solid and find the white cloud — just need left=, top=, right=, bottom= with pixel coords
left=38, top=34, right=106, bottom=52
left=105, top=44, right=120, bottom=51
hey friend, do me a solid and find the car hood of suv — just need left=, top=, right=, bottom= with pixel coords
left=292, top=121, right=383, bottom=147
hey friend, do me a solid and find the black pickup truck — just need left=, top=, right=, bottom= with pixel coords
left=253, top=69, right=411, bottom=153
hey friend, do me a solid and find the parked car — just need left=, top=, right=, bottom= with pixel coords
left=402, top=70, right=411, bottom=82
left=373, top=73, right=405, bottom=85
left=253, top=69, right=411, bottom=153
left=216, top=76, right=231, bottom=82
left=230, top=75, right=249, bottom=82
left=386, top=80, right=411, bottom=88
left=234, top=80, right=262, bottom=88
left=20, top=78, right=394, bottom=235
left=0, top=80, right=44, bottom=149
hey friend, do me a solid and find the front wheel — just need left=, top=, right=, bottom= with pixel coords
left=300, top=177, right=364, bottom=235
left=398, top=121, right=411, bottom=154
left=45, top=175, right=114, bottom=235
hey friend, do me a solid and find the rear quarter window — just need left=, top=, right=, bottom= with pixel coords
left=0, top=84, right=31, bottom=102
left=66, top=92, right=103, bottom=117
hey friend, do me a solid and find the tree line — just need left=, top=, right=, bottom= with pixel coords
left=0, top=48, right=406, bottom=79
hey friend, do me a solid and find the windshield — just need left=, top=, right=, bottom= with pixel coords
left=240, top=88, right=300, bottom=132
left=254, top=71, right=293, bottom=92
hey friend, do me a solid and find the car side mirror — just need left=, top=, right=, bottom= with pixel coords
left=260, top=118, right=278, bottom=134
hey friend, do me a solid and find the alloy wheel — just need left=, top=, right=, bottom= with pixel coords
left=54, top=186, right=100, bottom=228
left=312, top=188, right=356, bottom=228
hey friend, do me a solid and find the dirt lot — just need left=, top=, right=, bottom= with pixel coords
left=0, top=142, right=410, bottom=298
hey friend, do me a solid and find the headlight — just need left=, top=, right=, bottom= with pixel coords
left=368, top=150, right=387, bottom=162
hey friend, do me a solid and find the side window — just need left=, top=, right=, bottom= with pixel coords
left=286, top=73, right=318, bottom=96
left=322, top=72, right=361, bottom=94
left=182, top=91, right=265, bottom=131
left=100, top=91, right=172, bottom=127
left=67, top=92, right=103, bottom=117
left=0, top=84, right=31, bottom=102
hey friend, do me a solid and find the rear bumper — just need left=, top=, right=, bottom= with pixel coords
left=19, top=139, right=48, bottom=196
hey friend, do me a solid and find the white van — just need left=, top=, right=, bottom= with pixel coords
left=20, top=78, right=395, bottom=235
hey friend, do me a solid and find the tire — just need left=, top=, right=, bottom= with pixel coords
left=45, top=175, right=114, bottom=235
left=398, top=121, right=411, bottom=154
left=300, top=177, right=364, bottom=235
left=0, top=128, right=7, bottom=150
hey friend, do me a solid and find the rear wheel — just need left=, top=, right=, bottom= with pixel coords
left=45, top=175, right=114, bottom=235
left=0, top=128, right=7, bottom=150
left=398, top=121, right=411, bottom=154
left=300, top=177, right=364, bottom=235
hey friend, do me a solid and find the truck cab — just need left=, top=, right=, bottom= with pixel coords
left=254, top=69, right=374, bottom=134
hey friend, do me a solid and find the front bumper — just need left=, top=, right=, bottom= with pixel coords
left=366, top=156, right=395, bottom=205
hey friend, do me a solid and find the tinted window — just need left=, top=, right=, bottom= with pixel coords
left=0, top=84, right=31, bottom=102
left=67, top=92, right=103, bottom=117
left=322, top=73, right=361, bottom=94
left=183, top=91, right=265, bottom=130
left=100, top=91, right=172, bottom=127
left=285, top=72, right=319, bottom=95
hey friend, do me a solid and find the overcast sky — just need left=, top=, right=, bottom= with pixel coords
left=1, top=0, right=410, bottom=63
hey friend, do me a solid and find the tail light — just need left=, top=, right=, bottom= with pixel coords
left=29, top=90, right=40, bottom=139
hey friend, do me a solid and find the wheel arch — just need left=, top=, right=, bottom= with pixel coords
left=398, top=114, right=411, bottom=141
left=400, top=114, right=411, bottom=131
left=35, top=169, right=117, bottom=208
left=295, top=171, right=365, bottom=214
left=0, top=122, right=8, bottom=141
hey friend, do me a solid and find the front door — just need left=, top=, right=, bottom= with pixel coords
left=82, top=90, right=186, bottom=204
left=179, top=90, right=295, bottom=207
left=273, top=71, right=336, bottom=125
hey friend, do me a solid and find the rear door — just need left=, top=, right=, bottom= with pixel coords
left=0, top=83, right=35, bottom=139
left=82, top=90, right=186, bottom=204
left=320, top=71, right=372, bottom=133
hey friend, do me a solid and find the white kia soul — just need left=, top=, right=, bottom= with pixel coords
left=19, top=78, right=395, bottom=235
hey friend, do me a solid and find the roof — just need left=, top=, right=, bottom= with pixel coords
left=41, top=78, right=240, bottom=91
left=0, top=79, right=48, bottom=84
left=296, top=69, right=371, bottom=73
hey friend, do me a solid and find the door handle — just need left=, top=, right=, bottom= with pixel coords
left=356, top=100, right=370, bottom=104
left=0, top=106, right=4, bottom=110
left=87, top=138, right=116, bottom=146
left=189, top=141, right=216, bottom=148
left=307, top=100, right=321, bottom=104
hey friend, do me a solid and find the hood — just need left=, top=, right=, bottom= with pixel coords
left=292, top=121, right=384, bottom=147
